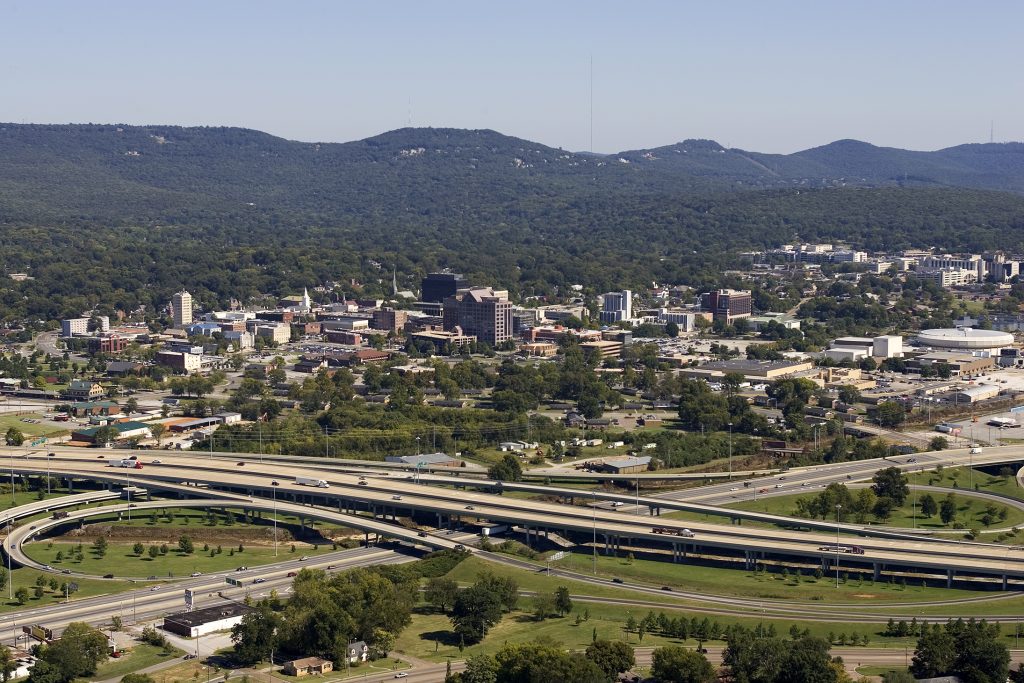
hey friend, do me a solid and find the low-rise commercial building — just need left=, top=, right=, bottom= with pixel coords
left=163, top=604, right=252, bottom=638
left=682, top=359, right=813, bottom=382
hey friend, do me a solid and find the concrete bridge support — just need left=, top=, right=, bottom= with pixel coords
left=947, top=569, right=955, bottom=588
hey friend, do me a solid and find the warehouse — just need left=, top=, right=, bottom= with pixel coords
left=951, top=384, right=1001, bottom=404
left=598, top=455, right=652, bottom=475
left=163, top=604, right=252, bottom=638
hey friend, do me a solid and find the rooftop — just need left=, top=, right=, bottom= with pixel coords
left=165, top=603, right=252, bottom=628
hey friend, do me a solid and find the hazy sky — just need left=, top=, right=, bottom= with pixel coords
left=2, top=1, right=1022, bottom=153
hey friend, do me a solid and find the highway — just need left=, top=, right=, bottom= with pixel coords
left=6, top=452, right=1024, bottom=587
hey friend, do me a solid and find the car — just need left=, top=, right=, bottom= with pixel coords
left=612, top=578, right=624, bottom=584
left=800, top=482, right=808, bottom=487
left=287, top=571, right=297, bottom=577
left=253, top=578, right=265, bottom=584
left=300, top=555, right=309, bottom=561
left=327, top=564, right=337, bottom=570
left=236, top=462, right=245, bottom=466
left=395, top=674, right=409, bottom=679
left=418, top=532, right=428, bottom=537
left=778, top=476, right=785, bottom=481
left=236, top=566, right=248, bottom=572
left=147, top=575, right=158, bottom=580
left=358, top=476, right=366, bottom=481
left=97, top=455, right=105, bottom=459
left=183, top=654, right=197, bottom=660
left=190, top=572, right=202, bottom=577
left=775, top=484, right=783, bottom=489
left=152, top=459, right=162, bottom=464
left=271, top=480, right=280, bottom=486
left=392, top=495, right=402, bottom=500
left=150, top=586, right=160, bottom=591
left=907, top=457, right=917, bottom=463
left=454, top=544, right=465, bottom=551
left=465, top=505, right=475, bottom=510
left=729, top=487, right=738, bottom=492
left=29, top=525, right=35, bottom=530
left=61, top=569, right=72, bottom=574
left=661, top=586, right=672, bottom=591
left=611, top=501, right=625, bottom=507
left=44, top=565, right=53, bottom=571
left=103, top=573, right=114, bottom=579
left=111, top=651, right=122, bottom=658
left=47, top=452, right=55, bottom=458
left=358, top=481, right=368, bottom=486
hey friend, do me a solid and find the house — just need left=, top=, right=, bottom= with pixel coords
left=283, top=657, right=334, bottom=677
left=68, top=401, right=122, bottom=418
left=344, top=641, right=369, bottom=664
left=63, top=380, right=105, bottom=401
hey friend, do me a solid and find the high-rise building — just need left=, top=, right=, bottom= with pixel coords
left=599, top=290, right=632, bottom=324
left=171, top=291, right=194, bottom=328
left=421, top=272, right=467, bottom=303
left=442, top=287, right=513, bottom=345
left=700, top=289, right=752, bottom=321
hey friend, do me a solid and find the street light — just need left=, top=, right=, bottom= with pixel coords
left=835, top=504, right=842, bottom=588
left=727, top=422, right=733, bottom=479
left=271, top=481, right=280, bottom=557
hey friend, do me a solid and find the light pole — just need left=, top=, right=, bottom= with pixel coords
left=592, top=491, right=597, bottom=575
left=727, top=422, right=733, bottom=479
left=126, top=471, right=131, bottom=521
left=835, top=504, right=842, bottom=588
left=271, top=481, right=279, bottom=557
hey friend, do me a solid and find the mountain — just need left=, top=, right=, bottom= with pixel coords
left=3, top=123, right=1024, bottom=322
left=617, top=138, right=1024, bottom=193
left=3, top=124, right=1024, bottom=227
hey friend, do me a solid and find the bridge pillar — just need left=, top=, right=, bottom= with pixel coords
left=822, top=557, right=829, bottom=571
left=947, top=569, right=955, bottom=588
left=66, top=477, right=73, bottom=493
left=873, top=563, right=881, bottom=581
left=602, top=534, right=610, bottom=555
left=1003, top=574, right=1009, bottom=591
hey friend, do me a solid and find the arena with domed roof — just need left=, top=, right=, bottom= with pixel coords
left=915, top=327, right=1014, bottom=352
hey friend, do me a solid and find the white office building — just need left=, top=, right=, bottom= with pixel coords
left=171, top=291, right=194, bottom=328
left=599, top=290, right=633, bottom=324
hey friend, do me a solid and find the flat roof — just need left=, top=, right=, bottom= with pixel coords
left=700, top=359, right=809, bottom=371
left=385, top=453, right=456, bottom=465
left=165, top=603, right=251, bottom=628
left=603, top=456, right=652, bottom=468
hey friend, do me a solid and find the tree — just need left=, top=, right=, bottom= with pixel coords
left=651, top=645, right=715, bottom=683
left=450, top=584, right=503, bottom=644
left=0, top=646, right=16, bottom=683
left=877, top=401, right=907, bottom=427
left=4, top=428, right=23, bottom=447
left=92, top=425, right=119, bottom=447
left=881, top=671, right=915, bottom=683
left=665, top=321, right=680, bottom=338
left=148, top=545, right=159, bottom=559
left=370, top=628, right=395, bottom=659
left=920, top=493, right=937, bottom=518
left=149, top=423, right=166, bottom=445
left=531, top=592, right=556, bottom=621
left=872, top=467, right=910, bottom=506
left=125, top=398, right=139, bottom=414
left=554, top=586, right=573, bottom=617
left=493, top=642, right=606, bottom=683
left=29, top=621, right=108, bottom=683
left=460, top=654, right=498, bottom=683
left=178, top=536, right=194, bottom=554
left=424, top=577, right=459, bottom=613
left=838, top=385, right=861, bottom=404
left=121, top=676, right=156, bottom=683
left=928, top=436, right=948, bottom=451
left=940, top=494, right=958, bottom=525
left=230, top=603, right=280, bottom=666
left=132, top=542, right=144, bottom=556
left=475, top=572, right=518, bottom=612
left=911, top=625, right=956, bottom=679
left=487, top=454, right=523, bottom=482
left=585, top=640, right=635, bottom=680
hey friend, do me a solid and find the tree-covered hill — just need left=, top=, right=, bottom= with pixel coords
left=2, top=123, right=1024, bottom=322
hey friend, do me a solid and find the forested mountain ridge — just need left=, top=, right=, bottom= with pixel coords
left=2, top=124, right=1024, bottom=226
left=2, top=123, right=1024, bottom=323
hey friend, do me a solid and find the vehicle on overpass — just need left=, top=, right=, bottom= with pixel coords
left=652, top=527, right=695, bottom=537
left=108, top=459, right=143, bottom=469
left=295, top=476, right=330, bottom=488
left=818, top=544, right=865, bottom=555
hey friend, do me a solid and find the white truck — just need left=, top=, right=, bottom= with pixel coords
left=295, top=476, right=330, bottom=488
left=109, top=459, right=143, bottom=469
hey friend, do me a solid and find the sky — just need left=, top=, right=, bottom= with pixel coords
left=1, top=1, right=1022, bottom=153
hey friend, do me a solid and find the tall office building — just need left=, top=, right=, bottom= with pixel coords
left=442, top=287, right=513, bottom=345
left=599, top=290, right=633, bottom=324
left=171, top=291, right=194, bottom=328
left=421, top=272, right=467, bottom=303
left=699, top=288, right=752, bottom=321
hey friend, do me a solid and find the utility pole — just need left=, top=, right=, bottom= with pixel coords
left=835, top=504, right=842, bottom=588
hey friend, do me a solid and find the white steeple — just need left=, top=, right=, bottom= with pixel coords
left=301, top=287, right=311, bottom=312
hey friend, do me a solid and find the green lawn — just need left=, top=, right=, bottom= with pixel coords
left=542, top=549, right=1002, bottom=605
left=394, top=559, right=930, bottom=664
left=0, top=414, right=67, bottom=439
left=83, top=642, right=184, bottom=682
left=0, top=566, right=139, bottom=614
left=24, top=540, right=338, bottom=579
left=723, top=486, right=1024, bottom=532
left=907, top=466, right=1024, bottom=501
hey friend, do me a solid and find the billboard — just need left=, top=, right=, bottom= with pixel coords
left=184, top=589, right=194, bottom=611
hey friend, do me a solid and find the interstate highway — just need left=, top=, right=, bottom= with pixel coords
left=8, top=454, right=1024, bottom=582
